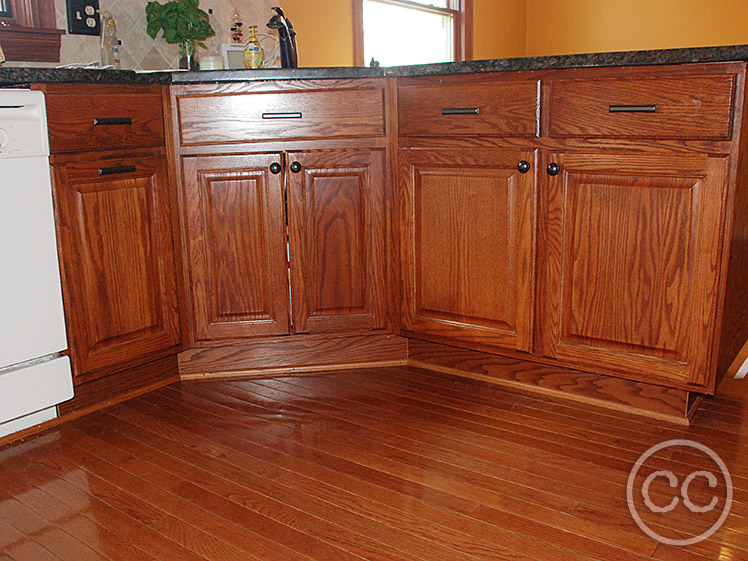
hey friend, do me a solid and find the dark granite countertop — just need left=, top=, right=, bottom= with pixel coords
left=3, top=44, right=748, bottom=86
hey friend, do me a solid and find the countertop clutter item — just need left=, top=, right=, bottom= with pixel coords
left=267, top=6, right=297, bottom=68
left=145, top=0, right=215, bottom=71
left=99, top=10, right=120, bottom=68
left=230, top=10, right=243, bottom=43
left=199, top=55, right=223, bottom=70
left=0, top=89, right=74, bottom=438
left=244, top=25, right=264, bottom=69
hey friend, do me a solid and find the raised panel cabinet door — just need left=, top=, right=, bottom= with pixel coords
left=54, top=155, right=180, bottom=375
left=182, top=153, right=290, bottom=341
left=398, top=148, right=536, bottom=352
left=541, top=152, right=729, bottom=389
left=287, top=149, right=386, bottom=333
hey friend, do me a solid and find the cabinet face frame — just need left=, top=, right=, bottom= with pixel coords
left=398, top=147, right=537, bottom=352
left=53, top=153, right=181, bottom=376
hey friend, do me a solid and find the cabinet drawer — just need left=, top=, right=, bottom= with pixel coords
left=398, top=77, right=538, bottom=137
left=44, top=84, right=165, bottom=153
left=177, top=87, right=385, bottom=145
left=548, top=74, right=737, bottom=139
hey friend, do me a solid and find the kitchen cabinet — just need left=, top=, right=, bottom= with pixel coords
left=396, top=63, right=745, bottom=394
left=43, top=84, right=181, bottom=380
left=182, top=148, right=386, bottom=343
left=173, top=80, right=388, bottom=347
left=398, top=148, right=535, bottom=352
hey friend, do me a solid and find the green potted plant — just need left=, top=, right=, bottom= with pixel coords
left=145, top=0, right=215, bottom=71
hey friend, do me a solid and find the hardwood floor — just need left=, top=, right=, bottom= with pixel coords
left=1, top=365, right=746, bottom=561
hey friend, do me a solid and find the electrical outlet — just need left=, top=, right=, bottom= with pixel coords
left=66, top=0, right=101, bottom=36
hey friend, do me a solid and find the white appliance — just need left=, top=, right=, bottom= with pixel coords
left=0, top=90, right=74, bottom=438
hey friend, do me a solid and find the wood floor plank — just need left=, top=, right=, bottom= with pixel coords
left=1, top=365, right=746, bottom=561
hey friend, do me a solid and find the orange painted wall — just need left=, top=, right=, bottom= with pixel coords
left=281, top=0, right=353, bottom=67
left=526, top=0, right=748, bottom=56
left=473, top=0, right=526, bottom=60
left=280, top=0, right=526, bottom=67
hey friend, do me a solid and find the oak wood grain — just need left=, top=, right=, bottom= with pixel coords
left=177, top=333, right=408, bottom=376
left=541, top=152, right=729, bottom=389
left=177, top=86, right=386, bottom=146
left=398, top=148, right=536, bottom=352
left=42, top=84, right=165, bottom=153
left=287, top=149, right=386, bottom=333
left=53, top=152, right=181, bottom=376
left=4, top=366, right=747, bottom=561
left=181, top=153, right=290, bottom=340
left=398, top=74, right=539, bottom=138
left=548, top=74, right=736, bottom=140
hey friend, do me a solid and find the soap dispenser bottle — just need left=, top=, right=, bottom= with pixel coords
left=243, top=25, right=264, bottom=69
left=100, top=10, right=120, bottom=68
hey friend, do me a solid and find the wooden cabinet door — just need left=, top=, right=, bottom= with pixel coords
left=286, top=149, right=386, bottom=333
left=399, top=148, right=536, bottom=351
left=182, top=153, right=290, bottom=341
left=54, top=155, right=180, bottom=376
left=541, top=152, right=729, bottom=388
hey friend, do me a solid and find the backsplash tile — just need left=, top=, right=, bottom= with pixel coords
left=54, top=0, right=280, bottom=70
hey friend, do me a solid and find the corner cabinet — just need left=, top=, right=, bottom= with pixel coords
left=396, top=63, right=748, bottom=395
left=42, top=84, right=181, bottom=381
left=173, top=80, right=389, bottom=347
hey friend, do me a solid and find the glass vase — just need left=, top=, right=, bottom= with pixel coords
left=178, top=40, right=198, bottom=71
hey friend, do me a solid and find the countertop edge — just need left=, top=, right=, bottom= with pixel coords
left=2, top=44, right=748, bottom=86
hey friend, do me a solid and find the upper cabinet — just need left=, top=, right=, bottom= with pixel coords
left=172, top=80, right=389, bottom=346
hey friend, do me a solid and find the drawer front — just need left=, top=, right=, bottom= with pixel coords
left=548, top=74, right=737, bottom=139
left=398, top=79, right=538, bottom=137
left=177, top=87, right=385, bottom=145
left=44, top=85, right=165, bottom=153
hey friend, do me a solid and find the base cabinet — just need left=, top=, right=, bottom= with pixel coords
left=54, top=153, right=181, bottom=376
left=398, top=148, right=536, bottom=352
left=396, top=62, right=747, bottom=394
left=182, top=149, right=386, bottom=344
left=540, top=152, right=729, bottom=387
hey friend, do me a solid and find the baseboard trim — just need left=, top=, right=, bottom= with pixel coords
left=181, top=359, right=410, bottom=380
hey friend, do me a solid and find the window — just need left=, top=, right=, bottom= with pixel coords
left=354, top=0, right=472, bottom=67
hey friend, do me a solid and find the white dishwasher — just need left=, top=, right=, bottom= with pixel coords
left=0, top=90, right=73, bottom=438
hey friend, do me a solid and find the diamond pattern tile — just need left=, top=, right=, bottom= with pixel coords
left=56, top=0, right=278, bottom=70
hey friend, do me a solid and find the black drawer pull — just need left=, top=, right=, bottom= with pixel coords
left=98, top=165, right=137, bottom=176
left=94, top=117, right=133, bottom=125
left=609, top=105, right=657, bottom=113
left=441, top=107, right=480, bottom=115
left=262, top=112, right=302, bottom=120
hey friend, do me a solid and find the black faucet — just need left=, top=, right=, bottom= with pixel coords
left=267, top=6, right=298, bottom=69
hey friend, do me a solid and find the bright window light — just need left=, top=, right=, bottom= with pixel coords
left=363, top=0, right=454, bottom=67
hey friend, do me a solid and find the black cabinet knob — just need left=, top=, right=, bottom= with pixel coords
left=290, top=161, right=302, bottom=173
left=547, top=162, right=561, bottom=176
left=269, top=162, right=282, bottom=174
left=517, top=160, right=531, bottom=173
